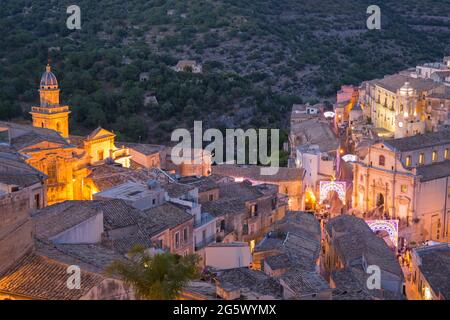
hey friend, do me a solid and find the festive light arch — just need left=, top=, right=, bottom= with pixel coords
left=319, top=181, right=346, bottom=205
left=366, top=220, right=399, bottom=247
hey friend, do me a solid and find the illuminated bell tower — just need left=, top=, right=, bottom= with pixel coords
left=30, top=64, right=70, bottom=138
left=395, top=82, right=424, bottom=138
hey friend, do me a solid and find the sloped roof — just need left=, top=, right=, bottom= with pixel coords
left=32, top=201, right=102, bottom=240
left=10, top=130, right=70, bottom=152
left=140, top=203, right=193, bottom=237
left=201, top=197, right=246, bottom=217
left=212, top=164, right=304, bottom=182
left=325, top=215, right=402, bottom=277
left=280, top=268, right=330, bottom=297
left=374, top=74, right=440, bottom=93
left=0, top=253, right=103, bottom=300
left=216, top=268, right=282, bottom=299
left=86, top=127, right=115, bottom=141
left=383, top=130, right=450, bottom=152
left=92, top=199, right=141, bottom=231
left=0, top=150, right=44, bottom=187
left=415, top=244, right=450, bottom=299
left=122, top=142, right=165, bottom=156
left=416, top=160, right=450, bottom=182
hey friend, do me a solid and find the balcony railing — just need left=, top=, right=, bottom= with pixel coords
left=31, top=106, right=69, bottom=114
left=194, top=212, right=215, bottom=228
left=195, top=235, right=216, bottom=251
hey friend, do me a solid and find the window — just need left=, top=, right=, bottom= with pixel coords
left=34, top=193, right=40, bottom=209
left=401, top=185, right=407, bottom=193
left=250, top=204, right=258, bottom=216
left=183, top=227, right=188, bottom=242
left=447, top=187, right=450, bottom=197
left=445, top=149, right=449, bottom=160
left=202, top=229, right=206, bottom=242
left=175, top=232, right=180, bottom=248
left=47, top=161, right=57, bottom=184
left=432, top=151, right=437, bottom=162
left=271, top=198, right=277, bottom=210
left=419, top=153, right=425, bottom=165
left=156, top=239, right=163, bottom=248
left=406, top=156, right=412, bottom=167
left=379, top=155, right=385, bottom=166
left=209, top=194, right=214, bottom=201
left=97, top=150, right=104, bottom=161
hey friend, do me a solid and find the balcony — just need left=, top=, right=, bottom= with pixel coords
left=194, top=212, right=215, bottom=228
left=31, top=105, right=69, bottom=114
left=195, top=235, right=216, bottom=251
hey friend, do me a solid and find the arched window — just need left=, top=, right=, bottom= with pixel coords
left=379, top=155, right=385, bottom=166
left=41, top=122, right=45, bottom=128
left=56, top=122, right=61, bottom=133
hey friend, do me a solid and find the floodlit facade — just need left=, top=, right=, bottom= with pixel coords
left=352, top=131, right=450, bottom=243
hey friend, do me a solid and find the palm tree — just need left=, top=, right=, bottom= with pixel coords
left=108, top=245, right=200, bottom=300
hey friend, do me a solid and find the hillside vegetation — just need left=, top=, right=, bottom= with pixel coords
left=1, top=0, right=450, bottom=142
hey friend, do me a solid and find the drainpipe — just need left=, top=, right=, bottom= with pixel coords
left=393, top=150, right=397, bottom=219
left=444, top=177, right=449, bottom=241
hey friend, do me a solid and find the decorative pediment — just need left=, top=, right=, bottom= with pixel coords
left=85, top=127, right=115, bottom=141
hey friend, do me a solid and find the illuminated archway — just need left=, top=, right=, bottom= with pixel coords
left=319, top=181, right=346, bottom=205
left=366, top=220, right=399, bottom=247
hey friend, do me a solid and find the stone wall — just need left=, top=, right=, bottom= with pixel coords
left=0, top=191, right=34, bottom=274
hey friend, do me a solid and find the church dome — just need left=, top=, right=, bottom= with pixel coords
left=40, top=64, right=58, bottom=88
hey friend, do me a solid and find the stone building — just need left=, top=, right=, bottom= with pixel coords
left=0, top=151, right=46, bottom=275
left=322, top=215, right=404, bottom=298
left=202, top=181, right=287, bottom=248
left=174, top=60, right=202, bottom=73
left=408, top=243, right=450, bottom=300
left=360, top=73, right=444, bottom=139
left=352, top=130, right=450, bottom=242
left=253, top=211, right=321, bottom=274
left=0, top=64, right=130, bottom=205
left=212, top=164, right=302, bottom=211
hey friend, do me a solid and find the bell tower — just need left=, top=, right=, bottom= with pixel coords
left=30, top=64, right=70, bottom=138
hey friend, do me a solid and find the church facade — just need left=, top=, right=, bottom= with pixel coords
left=1, top=64, right=131, bottom=205
left=352, top=131, right=450, bottom=243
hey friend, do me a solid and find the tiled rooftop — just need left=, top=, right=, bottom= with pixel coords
left=121, top=142, right=165, bottom=156
left=140, top=202, right=193, bottom=237
left=0, top=253, right=103, bottom=300
left=32, top=201, right=102, bottom=240
left=384, top=129, right=450, bottom=152
left=280, top=267, right=330, bottom=297
left=415, top=244, right=450, bottom=299
left=326, top=215, right=402, bottom=278
left=374, top=74, right=440, bottom=93
left=212, top=164, right=304, bottom=182
left=216, top=268, right=282, bottom=299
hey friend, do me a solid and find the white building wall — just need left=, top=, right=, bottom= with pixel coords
left=205, top=245, right=252, bottom=269
left=51, top=213, right=103, bottom=244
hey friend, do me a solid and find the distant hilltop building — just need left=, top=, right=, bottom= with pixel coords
left=174, top=60, right=202, bottom=73
left=357, top=56, right=450, bottom=139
